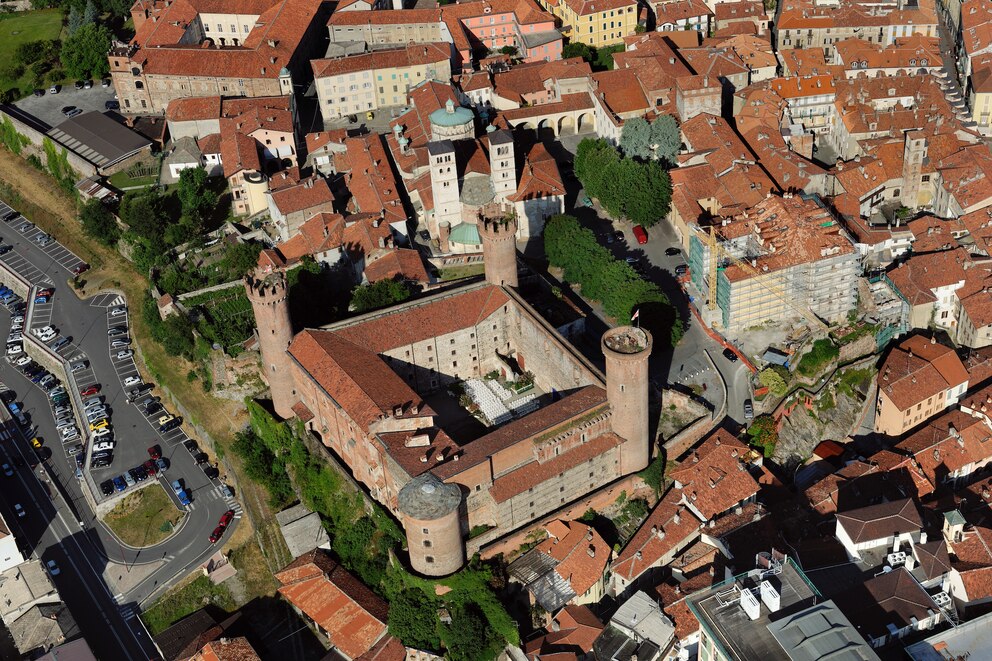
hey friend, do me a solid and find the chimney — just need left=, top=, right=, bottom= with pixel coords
left=587, top=545, right=596, bottom=558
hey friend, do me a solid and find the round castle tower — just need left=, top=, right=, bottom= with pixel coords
left=602, top=326, right=653, bottom=474
left=245, top=270, right=296, bottom=419
left=478, top=214, right=518, bottom=288
left=398, top=473, right=465, bottom=576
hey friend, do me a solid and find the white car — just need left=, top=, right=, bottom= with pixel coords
left=56, top=419, right=75, bottom=430
left=123, top=376, right=141, bottom=387
left=116, top=350, right=133, bottom=360
left=45, top=559, right=59, bottom=576
left=14, top=355, right=30, bottom=366
left=38, top=330, right=56, bottom=343
left=110, top=339, right=130, bottom=349
left=12, top=316, right=23, bottom=324
left=92, top=441, right=115, bottom=453
left=6, top=344, right=21, bottom=356
left=14, top=504, right=24, bottom=518
left=110, top=307, right=127, bottom=317
left=91, top=427, right=112, bottom=438
left=33, top=325, right=54, bottom=337
left=70, top=362, right=86, bottom=373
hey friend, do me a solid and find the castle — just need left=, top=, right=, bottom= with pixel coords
left=246, top=219, right=651, bottom=576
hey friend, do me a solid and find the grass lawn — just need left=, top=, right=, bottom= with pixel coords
left=141, top=575, right=235, bottom=635
left=108, top=169, right=158, bottom=190
left=439, top=263, right=485, bottom=281
left=103, top=485, right=185, bottom=547
left=0, top=11, right=64, bottom=96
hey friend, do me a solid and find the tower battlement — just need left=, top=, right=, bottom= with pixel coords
left=245, top=272, right=289, bottom=304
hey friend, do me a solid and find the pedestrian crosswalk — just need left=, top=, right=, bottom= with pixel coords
left=120, top=606, right=136, bottom=620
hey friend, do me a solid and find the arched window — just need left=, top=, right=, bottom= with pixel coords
left=134, top=81, right=144, bottom=90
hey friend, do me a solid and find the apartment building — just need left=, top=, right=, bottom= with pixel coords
left=654, top=0, right=714, bottom=34
left=833, top=34, right=943, bottom=78
left=777, top=0, right=938, bottom=57
left=312, top=43, right=452, bottom=119
left=537, top=0, right=639, bottom=47
left=874, top=335, right=970, bottom=435
left=688, top=194, right=859, bottom=333
left=769, top=75, right=836, bottom=136
left=327, top=8, right=448, bottom=48
left=109, top=0, right=328, bottom=114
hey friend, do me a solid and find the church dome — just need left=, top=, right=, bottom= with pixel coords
left=430, top=99, right=474, bottom=128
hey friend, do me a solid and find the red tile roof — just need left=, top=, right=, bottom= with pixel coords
left=312, top=42, right=450, bottom=78
left=276, top=550, right=389, bottom=659
left=668, top=429, right=760, bottom=520
left=269, top=176, right=335, bottom=216
left=878, top=335, right=969, bottom=411
left=219, top=119, right=261, bottom=178
left=507, top=142, right=565, bottom=202
left=334, top=134, right=407, bottom=225
left=194, top=637, right=262, bottom=661
left=363, top=248, right=430, bottom=285
left=612, top=487, right=702, bottom=582
left=523, top=605, right=604, bottom=660
left=835, top=498, right=922, bottom=544
left=535, top=520, right=611, bottom=597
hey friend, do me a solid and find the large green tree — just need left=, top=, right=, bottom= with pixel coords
left=60, top=24, right=112, bottom=79
left=442, top=604, right=498, bottom=661
left=120, top=189, right=166, bottom=244
left=351, top=279, right=410, bottom=313
left=79, top=198, right=120, bottom=247
left=620, top=117, right=653, bottom=160
left=176, top=166, right=217, bottom=224
left=221, top=241, right=263, bottom=279
left=650, top=114, right=681, bottom=164
left=388, top=589, right=440, bottom=652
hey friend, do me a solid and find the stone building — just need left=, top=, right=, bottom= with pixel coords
left=247, top=227, right=652, bottom=576
left=109, top=0, right=329, bottom=115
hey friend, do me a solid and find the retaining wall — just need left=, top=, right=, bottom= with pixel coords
left=0, top=105, right=97, bottom=178
left=662, top=416, right=716, bottom=461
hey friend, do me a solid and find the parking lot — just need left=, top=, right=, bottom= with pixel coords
left=12, top=83, right=118, bottom=130
left=0, top=205, right=236, bottom=519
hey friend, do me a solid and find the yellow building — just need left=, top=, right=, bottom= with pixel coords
left=540, top=0, right=639, bottom=47
left=970, top=55, right=992, bottom=132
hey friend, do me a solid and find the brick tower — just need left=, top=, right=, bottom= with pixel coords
left=478, top=212, right=519, bottom=288
left=602, top=326, right=653, bottom=474
left=398, top=473, right=465, bottom=576
left=245, top=270, right=296, bottom=419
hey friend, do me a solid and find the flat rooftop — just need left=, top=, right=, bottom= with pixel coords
left=687, top=557, right=820, bottom=661
left=905, top=611, right=992, bottom=661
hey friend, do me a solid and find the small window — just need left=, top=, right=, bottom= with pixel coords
left=450, top=338, right=455, bottom=344
left=422, top=528, right=428, bottom=534
left=423, top=540, right=432, bottom=548
left=426, top=556, right=435, bottom=563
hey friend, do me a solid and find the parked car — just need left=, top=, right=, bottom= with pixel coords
left=143, top=459, right=157, bottom=476
left=209, top=525, right=226, bottom=544
left=193, top=452, right=208, bottom=465
left=70, top=361, right=87, bottom=373
left=67, top=444, right=83, bottom=456
left=113, top=476, right=126, bottom=492
left=73, top=80, right=84, bottom=90
left=60, top=105, right=77, bottom=116
left=722, top=347, right=738, bottom=362
left=72, top=263, right=89, bottom=276
left=155, top=457, right=168, bottom=472
left=674, top=264, right=688, bottom=276
left=110, top=306, right=126, bottom=317
left=107, top=327, right=126, bottom=337
left=30, top=437, right=42, bottom=449
left=83, top=79, right=92, bottom=89
left=2, top=463, right=12, bottom=477
left=110, top=339, right=130, bottom=349
left=123, top=376, right=141, bottom=388
left=49, top=85, right=60, bottom=94
left=14, top=504, right=24, bottom=518
left=147, top=445, right=161, bottom=459
left=171, top=479, right=191, bottom=506
left=32, top=88, right=44, bottom=97
left=50, top=337, right=69, bottom=351
left=100, top=480, right=114, bottom=496
left=79, top=385, right=100, bottom=397
left=743, top=399, right=754, bottom=420
left=183, top=439, right=198, bottom=453
left=116, top=350, right=133, bottom=360
left=123, top=472, right=135, bottom=487
left=665, top=247, right=681, bottom=256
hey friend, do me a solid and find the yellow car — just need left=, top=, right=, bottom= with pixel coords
left=157, top=415, right=175, bottom=426
left=89, top=419, right=109, bottom=431
left=30, top=437, right=42, bottom=449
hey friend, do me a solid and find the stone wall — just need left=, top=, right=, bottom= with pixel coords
left=0, top=106, right=97, bottom=178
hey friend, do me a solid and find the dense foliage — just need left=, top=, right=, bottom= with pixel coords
left=747, top=415, right=778, bottom=458
left=562, top=42, right=625, bottom=70
left=796, top=338, right=839, bottom=377
left=350, top=279, right=411, bottom=313
left=619, top=115, right=681, bottom=164
left=388, top=589, right=441, bottom=652
left=544, top=214, right=683, bottom=344
left=141, top=293, right=196, bottom=359
left=60, top=23, right=111, bottom=79
left=574, top=138, right=672, bottom=227
left=79, top=198, right=120, bottom=247
left=758, top=368, right=788, bottom=396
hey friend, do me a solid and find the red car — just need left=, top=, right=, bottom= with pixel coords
left=79, top=385, right=100, bottom=397
left=147, top=444, right=161, bottom=460
left=36, top=288, right=53, bottom=297
left=219, top=509, right=235, bottom=528
left=209, top=525, right=225, bottom=544
left=72, top=263, right=89, bottom=276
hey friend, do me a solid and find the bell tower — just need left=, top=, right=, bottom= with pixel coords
left=245, top=270, right=296, bottom=419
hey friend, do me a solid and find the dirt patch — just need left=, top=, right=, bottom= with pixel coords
left=103, top=485, right=184, bottom=548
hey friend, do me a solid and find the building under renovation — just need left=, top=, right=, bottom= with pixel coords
left=688, top=193, right=860, bottom=333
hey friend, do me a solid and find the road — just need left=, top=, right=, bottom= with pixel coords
left=568, top=193, right=753, bottom=425
left=0, top=201, right=243, bottom=658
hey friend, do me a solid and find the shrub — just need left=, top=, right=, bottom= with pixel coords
left=797, top=339, right=839, bottom=377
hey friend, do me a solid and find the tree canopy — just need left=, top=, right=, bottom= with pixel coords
left=177, top=166, right=218, bottom=224
left=574, top=138, right=672, bottom=226
left=441, top=603, right=498, bottom=661
left=544, top=214, right=682, bottom=345
left=350, top=279, right=411, bottom=313
left=221, top=241, right=263, bottom=279
left=619, top=115, right=680, bottom=164
left=60, top=24, right=112, bottom=80
left=79, top=199, right=120, bottom=247
left=747, top=415, right=778, bottom=458
left=388, top=589, right=440, bottom=652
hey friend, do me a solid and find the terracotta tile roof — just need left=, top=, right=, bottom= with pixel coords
left=498, top=92, right=594, bottom=122
left=962, top=0, right=992, bottom=56
left=275, top=550, right=388, bottom=659
left=713, top=21, right=758, bottom=37
left=197, top=133, right=221, bottom=155
left=220, top=95, right=295, bottom=134
left=523, top=606, right=604, bottom=661
left=834, top=35, right=941, bottom=71
left=680, top=113, right=752, bottom=159
left=718, top=194, right=851, bottom=284
left=166, top=96, right=222, bottom=122
left=655, top=567, right=722, bottom=640
left=507, top=141, right=565, bottom=202
left=375, top=427, right=458, bottom=478
left=802, top=459, right=883, bottom=515
left=490, top=432, right=622, bottom=503
left=592, top=69, right=651, bottom=115
left=387, top=81, right=458, bottom=175
left=835, top=498, right=922, bottom=544
left=936, top=145, right=992, bottom=211
left=193, top=637, right=262, bottom=661
left=715, top=34, right=776, bottom=70
left=611, top=488, right=702, bottom=582
left=878, top=335, right=968, bottom=411
left=129, top=0, right=324, bottom=79
left=355, top=635, right=406, bottom=661
left=291, top=401, right=314, bottom=423
left=334, top=134, right=407, bottom=225
left=312, top=42, right=450, bottom=78
left=668, top=429, right=760, bottom=520
left=363, top=248, right=430, bottom=285
left=288, top=329, right=425, bottom=429
left=893, top=410, right=992, bottom=488
left=778, top=0, right=937, bottom=31
left=714, top=0, right=764, bottom=22
left=535, top=520, right=611, bottom=597
left=332, top=284, right=510, bottom=354
left=885, top=248, right=969, bottom=306
left=655, top=0, right=712, bottom=25
left=274, top=212, right=346, bottom=263
left=327, top=7, right=442, bottom=25
left=563, top=0, right=636, bottom=15
left=949, top=512, right=992, bottom=601
left=913, top=540, right=951, bottom=581
left=306, top=129, right=349, bottom=153
left=769, top=74, right=835, bottom=99
left=679, top=47, right=748, bottom=79
left=778, top=47, right=829, bottom=77
left=219, top=119, right=261, bottom=178
left=834, top=567, right=940, bottom=641
left=834, top=157, right=888, bottom=201
left=493, top=57, right=591, bottom=104
left=434, top=385, right=608, bottom=480
left=269, top=176, right=335, bottom=216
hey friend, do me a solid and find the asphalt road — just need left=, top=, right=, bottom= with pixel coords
left=0, top=199, right=243, bottom=657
